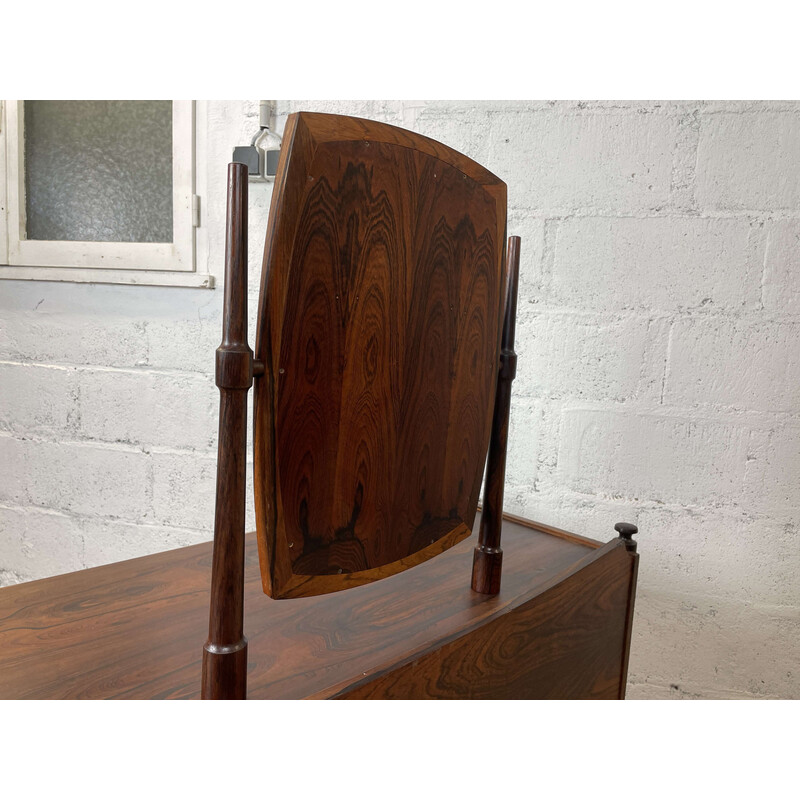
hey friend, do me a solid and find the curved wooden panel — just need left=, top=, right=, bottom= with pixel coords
left=254, top=112, right=507, bottom=598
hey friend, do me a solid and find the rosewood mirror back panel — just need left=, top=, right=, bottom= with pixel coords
left=254, top=112, right=507, bottom=599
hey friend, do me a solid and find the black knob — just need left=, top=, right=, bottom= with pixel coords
left=615, top=522, right=638, bottom=551
left=614, top=522, right=638, bottom=539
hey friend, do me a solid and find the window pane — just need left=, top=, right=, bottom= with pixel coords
left=24, top=100, right=173, bottom=243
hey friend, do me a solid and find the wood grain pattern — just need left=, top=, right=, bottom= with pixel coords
left=618, top=547, right=640, bottom=699
left=472, top=235, right=521, bottom=594
left=201, top=163, right=252, bottom=699
left=497, top=510, right=604, bottom=549
left=334, top=540, right=634, bottom=699
left=254, top=112, right=507, bottom=599
left=0, top=514, right=636, bottom=700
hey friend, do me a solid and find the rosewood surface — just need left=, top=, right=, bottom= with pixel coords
left=202, top=162, right=252, bottom=700
left=472, top=235, right=521, bottom=595
left=254, top=112, right=508, bottom=599
left=337, top=541, right=633, bottom=699
left=0, top=514, right=635, bottom=700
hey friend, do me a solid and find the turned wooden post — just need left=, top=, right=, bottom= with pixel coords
left=202, top=163, right=255, bottom=699
left=472, top=236, right=521, bottom=595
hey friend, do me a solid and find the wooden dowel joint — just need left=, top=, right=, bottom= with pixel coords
left=499, top=348, right=517, bottom=381
left=216, top=346, right=255, bottom=390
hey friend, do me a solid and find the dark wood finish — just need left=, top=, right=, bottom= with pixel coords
left=201, top=163, right=253, bottom=700
left=498, top=509, right=604, bottom=549
left=615, top=522, right=640, bottom=698
left=335, top=540, right=633, bottom=699
left=615, top=521, right=639, bottom=552
left=0, top=514, right=637, bottom=700
left=472, top=235, right=521, bottom=594
left=254, top=112, right=508, bottom=599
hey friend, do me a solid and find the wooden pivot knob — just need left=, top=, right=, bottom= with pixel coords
left=614, top=522, right=638, bottom=552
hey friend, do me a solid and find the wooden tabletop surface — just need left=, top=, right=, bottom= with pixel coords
left=0, top=513, right=602, bottom=699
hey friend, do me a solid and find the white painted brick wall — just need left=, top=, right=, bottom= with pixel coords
left=516, top=313, right=658, bottom=402
left=1, top=100, right=798, bottom=700
left=696, top=112, right=800, bottom=211
left=78, top=368, right=217, bottom=450
left=665, top=317, right=800, bottom=412
left=551, top=216, right=762, bottom=313
left=744, top=425, right=800, bottom=516
left=0, top=363, right=79, bottom=435
left=763, top=220, right=800, bottom=314
left=556, top=409, right=753, bottom=505
left=1, top=436, right=152, bottom=520
left=487, top=110, right=679, bottom=213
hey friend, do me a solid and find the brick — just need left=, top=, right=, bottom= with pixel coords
left=0, top=363, right=79, bottom=436
left=284, top=100, right=404, bottom=127
left=626, top=682, right=768, bottom=700
left=557, top=409, right=750, bottom=506
left=80, top=517, right=210, bottom=568
left=744, top=426, right=800, bottom=515
left=665, top=317, right=800, bottom=412
left=486, top=111, right=678, bottom=212
left=670, top=111, right=701, bottom=212
left=506, top=211, right=545, bottom=308
left=637, top=508, right=799, bottom=608
left=78, top=368, right=217, bottom=450
left=0, top=437, right=151, bottom=520
left=514, top=312, right=657, bottom=402
left=0, top=313, right=149, bottom=368
left=0, top=570, right=26, bottom=588
left=629, top=590, right=800, bottom=699
left=504, top=398, right=545, bottom=490
left=412, top=107, right=494, bottom=166
left=151, top=452, right=255, bottom=532
left=0, top=504, right=85, bottom=580
left=145, top=313, right=221, bottom=374
left=0, top=436, right=32, bottom=508
left=696, top=112, right=800, bottom=211
left=763, top=220, right=800, bottom=314
left=702, top=101, right=800, bottom=113
left=551, top=216, right=762, bottom=312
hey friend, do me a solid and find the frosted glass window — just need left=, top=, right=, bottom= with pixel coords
left=24, top=101, right=173, bottom=243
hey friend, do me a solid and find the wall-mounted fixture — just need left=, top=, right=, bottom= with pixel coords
left=232, top=100, right=282, bottom=182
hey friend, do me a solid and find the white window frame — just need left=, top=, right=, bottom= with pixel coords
left=0, top=100, right=213, bottom=288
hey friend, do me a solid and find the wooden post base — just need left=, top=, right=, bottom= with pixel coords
left=201, top=639, right=248, bottom=700
left=471, top=546, right=503, bottom=595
